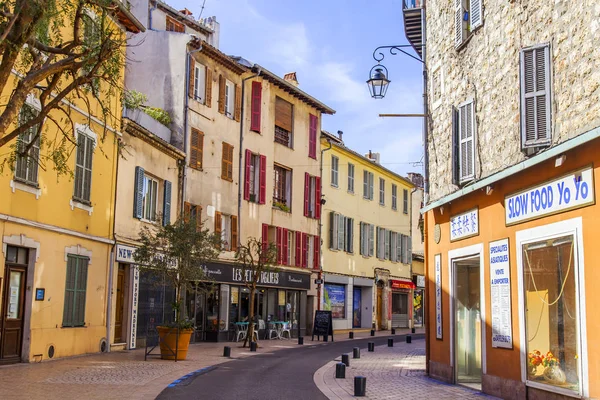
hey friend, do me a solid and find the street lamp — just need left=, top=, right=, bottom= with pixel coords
left=367, top=65, right=390, bottom=99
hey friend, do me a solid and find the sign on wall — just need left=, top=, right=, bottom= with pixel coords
left=505, top=166, right=595, bottom=225
left=434, top=254, right=442, bottom=340
left=450, top=208, right=479, bottom=242
left=489, top=238, right=513, bottom=349
left=129, top=265, right=139, bottom=350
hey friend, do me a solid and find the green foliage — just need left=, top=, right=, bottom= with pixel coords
left=273, top=201, right=290, bottom=212
left=143, top=107, right=172, bottom=127
left=123, top=89, right=148, bottom=110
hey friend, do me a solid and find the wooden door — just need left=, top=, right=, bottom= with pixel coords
left=376, top=286, right=383, bottom=330
left=114, top=267, right=125, bottom=341
left=1, top=266, right=26, bottom=363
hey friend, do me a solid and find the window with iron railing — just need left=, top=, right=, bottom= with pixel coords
left=274, top=125, right=291, bottom=147
left=273, top=164, right=292, bottom=211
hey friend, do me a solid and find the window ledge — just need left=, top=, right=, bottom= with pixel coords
left=10, top=179, right=41, bottom=199
left=70, top=199, right=93, bottom=215
left=61, top=325, right=87, bottom=329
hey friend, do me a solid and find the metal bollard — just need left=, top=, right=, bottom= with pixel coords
left=370, top=329, right=375, bottom=336
left=349, top=331, right=354, bottom=339
left=388, top=338, right=394, bottom=347
left=335, top=362, right=346, bottom=379
left=406, top=335, right=412, bottom=344
left=298, top=336, right=304, bottom=345
left=412, top=327, right=416, bottom=334
left=250, top=341, right=257, bottom=352
left=368, top=342, right=375, bottom=352
left=391, top=328, right=396, bottom=335
left=342, top=353, right=350, bottom=367
left=223, top=346, right=231, bottom=357
left=324, top=335, right=328, bottom=342
left=353, top=347, right=360, bottom=359
left=354, top=376, right=367, bottom=397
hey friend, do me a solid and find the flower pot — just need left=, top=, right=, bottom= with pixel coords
left=543, top=365, right=567, bottom=385
left=157, top=326, right=193, bottom=360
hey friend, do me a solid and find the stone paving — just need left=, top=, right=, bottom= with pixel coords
left=314, top=339, right=500, bottom=400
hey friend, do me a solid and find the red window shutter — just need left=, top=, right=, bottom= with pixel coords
left=304, top=173, right=310, bottom=217
left=313, top=236, right=320, bottom=270
left=244, top=149, right=252, bottom=201
left=295, top=231, right=302, bottom=267
left=262, top=224, right=269, bottom=255
left=309, top=114, right=317, bottom=159
left=259, top=155, right=267, bottom=204
left=315, top=176, right=321, bottom=219
left=250, top=81, right=262, bottom=132
left=301, top=233, right=308, bottom=268
left=276, top=227, right=283, bottom=264
left=282, top=228, right=289, bottom=265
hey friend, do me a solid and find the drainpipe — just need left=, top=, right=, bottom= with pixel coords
left=148, top=1, right=157, bottom=30
left=106, top=137, right=121, bottom=352
left=318, top=139, right=333, bottom=311
left=422, top=5, right=429, bottom=201
left=236, top=66, right=262, bottom=248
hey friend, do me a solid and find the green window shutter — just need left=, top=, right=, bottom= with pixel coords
left=63, top=256, right=77, bottom=327
left=368, top=224, right=374, bottom=257
left=359, top=222, right=364, bottom=255
left=329, top=212, right=337, bottom=250
left=74, top=257, right=88, bottom=326
left=74, top=134, right=85, bottom=200
left=385, top=230, right=391, bottom=260
left=347, top=218, right=354, bottom=253
left=397, top=234, right=402, bottom=263
left=134, top=166, right=145, bottom=219
left=63, top=256, right=89, bottom=327
left=162, top=180, right=172, bottom=226
left=83, top=136, right=93, bottom=201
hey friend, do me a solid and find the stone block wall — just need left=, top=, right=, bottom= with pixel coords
left=425, top=0, right=600, bottom=201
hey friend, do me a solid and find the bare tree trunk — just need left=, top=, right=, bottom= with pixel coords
left=243, top=284, right=256, bottom=348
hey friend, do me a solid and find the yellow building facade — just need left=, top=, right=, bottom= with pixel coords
left=320, top=132, right=414, bottom=331
left=0, top=5, right=143, bottom=363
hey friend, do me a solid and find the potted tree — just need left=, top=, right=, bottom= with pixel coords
left=135, top=216, right=221, bottom=360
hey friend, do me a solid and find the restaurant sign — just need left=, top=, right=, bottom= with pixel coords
left=201, top=263, right=311, bottom=290
left=390, top=279, right=416, bottom=290
left=450, top=208, right=479, bottom=242
left=505, top=166, right=595, bottom=225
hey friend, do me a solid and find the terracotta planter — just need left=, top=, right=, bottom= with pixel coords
left=157, top=326, right=193, bottom=360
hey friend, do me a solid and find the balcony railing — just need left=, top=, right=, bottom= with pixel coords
left=402, top=0, right=424, bottom=58
left=404, top=0, right=423, bottom=9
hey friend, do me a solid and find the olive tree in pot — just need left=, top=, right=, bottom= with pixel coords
left=135, top=216, right=221, bottom=360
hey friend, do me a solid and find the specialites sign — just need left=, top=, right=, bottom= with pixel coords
left=505, top=166, right=595, bottom=225
left=201, top=263, right=311, bottom=290
left=489, top=238, right=512, bottom=349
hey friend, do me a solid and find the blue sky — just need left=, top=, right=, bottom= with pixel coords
left=168, top=0, right=424, bottom=177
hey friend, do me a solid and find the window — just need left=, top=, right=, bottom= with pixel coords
left=392, top=184, right=398, bottom=210
left=452, top=100, right=476, bottom=185
left=330, top=213, right=354, bottom=253
left=307, top=236, right=314, bottom=269
left=390, top=232, right=398, bottom=261
left=244, top=150, right=266, bottom=204
left=134, top=167, right=171, bottom=226
left=184, top=202, right=202, bottom=227
left=304, top=174, right=321, bottom=218
left=218, top=76, right=240, bottom=120
left=221, top=142, right=234, bottom=181
left=142, top=174, right=159, bottom=221
left=323, top=283, right=345, bottom=319
left=454, top=0, right=483, bottom=48
left=331, top=156, right=339, bottom=187
left=348, top=163, right=355, bottom=193
left=82, top=12, right=98, bottom=46
left=377, top=227, right=387, bottom=259
left=363, top=170, right=374, bottom=200
left=250, top=81, right=262, bottom=132
left=308, top=114, right=318, bottom=159
left=193, top=64, right=206, bottom=103
left=190, top=128, right=204, bottom=169
left=379, top=178, right=385, bottom=205
left=359, top=222, right=375, bottom=257
left=215, top=212, right=237, bottom=251
left=15, top=105, right=40, bottom=185
left=189, top=58, right=212, bottom=105
left=166, top=15, right=185, bottom=32
left=249, top=153, right=259, bottom=201
left=225, top=80, right=235, bottom=118
left=274, top=97, right=293, bottom=148
left=63, top=255, right=89, bottom=327
left=287, top=230, right=295, bottom=266
left=273, top=164, right=292, bottom=210
left=403, top=189, right=409, bottom=214
left=73, top=130, right=94, bottom=203
left=520, top=44, right=551, bottom=149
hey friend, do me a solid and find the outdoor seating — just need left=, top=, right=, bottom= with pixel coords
left=280, top=321, right=291, bottom=339
left=234, top=322, right=248, bottom=342
left=267, top=322, right=279, bottom=339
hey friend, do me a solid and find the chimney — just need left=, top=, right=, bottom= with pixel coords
left=283, top=72, right=299, bottom=87
left=337, top=130, right=343, bottom=141
left=365, top=151, right=380, bottom=164
left=179, top=8, right=193, bottom=16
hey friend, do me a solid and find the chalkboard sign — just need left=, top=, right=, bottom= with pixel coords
left=312, top=310, right=333, bottom=342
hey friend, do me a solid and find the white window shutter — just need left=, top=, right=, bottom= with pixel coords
left=459, top=101, right=475, bottom=182
left=359, top=222, right=364, bottom=255
left=338, top=214, right=345, bottom=250
left=470, top=0, right=483, bottom=30
left=521, top=45, right=551, bottom=149
left=455, top=0, right=466, bottom=48
left=368, top=224, right=374, bottom=257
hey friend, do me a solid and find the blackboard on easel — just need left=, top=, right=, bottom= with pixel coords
left=312, top=310, right=333, bottom=342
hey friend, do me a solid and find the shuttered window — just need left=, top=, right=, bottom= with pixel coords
left=184, top=202, right=202, bottom=228
left=520, top=45, right=551, bottom=149
left=331, top=156, right=339, bottom=187
left=360, top=222, right=374, bottom=257
left=379, top=178, right=385, bottom=205
left=470, top=0, right=483, bottom=30
left=162, top=180, right=172, bottom=226
left=190, top=128, right=204, bottom=169
left=133, top=166, right=144, bottom=219
left=348, top=163, right=355, bottom=193
left=391, top=184, right=397, bottom=210
left=308, top=114, right=318, bottom=159
left=244, top=151, right=266, bottom=204
left=15, top=105, right=41, bottom=185
left=73, top=131, right=94, bottom=203
left=455, top=0, right=483, bottom=49
left=221, top=142, right=234, bottom=181
left=63, top=255, right=88, bottom=327
left=192, top=64, right=207, bottom=103
left=250, top=81, right=262, bottom=132
left=216, top=212, right=236, bottom=251
left=363, top=170, right=374, bottom=200
left=453, top=100, right=475, bottom=184
left=454, top=0, right=466, bottom=48
left=166, top=15, right=184, bottom=32
left=403, top=189, right=409, bottom=214
left=274, top=97, right=293, bottom=148
left=330, top=213, right=353, bottom=253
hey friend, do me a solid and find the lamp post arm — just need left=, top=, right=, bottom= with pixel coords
left=372, top=45, right=425, bottom=64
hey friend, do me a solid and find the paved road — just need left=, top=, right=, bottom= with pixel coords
left=157, top=334, right=423, bottom=400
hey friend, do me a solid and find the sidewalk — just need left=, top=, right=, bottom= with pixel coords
left=0, top=328, right=419, bottom=400
left=314, top=339, right=499, bottom=399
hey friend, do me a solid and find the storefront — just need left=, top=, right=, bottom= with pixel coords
left=322, top=274, right=374, bottom=331
left=413, top=275, right=425, bottom=328
left=390, top=279, right=415, bottom=328
left=423, top=137, right=600, bottom=399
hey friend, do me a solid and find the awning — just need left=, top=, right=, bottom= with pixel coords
left=390, top=279, right=416, bottom=290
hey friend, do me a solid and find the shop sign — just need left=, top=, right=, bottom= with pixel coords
left=129, top=265, right=140, bottom=350
left=390, top=279, right=415, bottom=290
left=489, top=238, right=512, bottom=349
left=434, top=254, right=442, bottom=340
left=505, top=166, right=595, bottom=226
left=200, top=263, right=311, bottom=290
left=416, top=275, right=426, bottom=288
left=116, top=244, right=137, bottom=263
left=450, top=208, right=479, bottom=242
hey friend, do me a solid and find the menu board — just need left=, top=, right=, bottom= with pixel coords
left=489, top=238, right=513, bottom=348
left=312, top=310, right=333, bottom=342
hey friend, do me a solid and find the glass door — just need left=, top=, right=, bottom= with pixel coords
left=353, top=287, right=362, bottom=328
left=454, top=257, right=482, bottom=385
left=2, top=246, right=28, bottom=363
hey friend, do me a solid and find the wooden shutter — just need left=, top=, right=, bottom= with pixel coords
left=359, top=222, right=364, bottom=255
left=315, top=176, right=321, bottom=219
left=313, top=236, right=320, bottom=270
left=259, top=155, right=267, bottom=204
left=282, top=228, right=289, bottom=265
left=188, top=55, right=195, bottom=98
left=215, top=211, right=222, bottom=244
left=133, top=166, right=144, bottom=218
left=162, top=180, right=172, bottom=226
left=275, top=97, right=293, bottom=132
left=190, top=128, right=203, bottom=169
left=196, top=205, right=202, bottom=228
left=262, top=224, right=269, bottom=255
left=329, top=212, right=337, bottom=250
left=385, top=230, right=391, bottom=260
left=407, top=237, right=412, bottom=265
left=205, top=68, right=212, bottom=107
left=303, top=173, right=310, bottom=217
left=337, top=214, right=345, bottom=250
left=184, top=202, right=191, bottom=222
left=459, top=101, right=475, bottom=182
left=368, top=224, right=374, bottom=257
left=231, top=215, right=238, bottom=252
left=218, top=74, right=226, bottom=114
left=301, top=233, right=308, bottom=268
left=346, top=218, right=354, bottom=253
left=234, top=84, right=242, bottom=122
left=308, top=114, right=317, bottom=159
left=276, top=227, right=283, bottom=264
left=470, top=0, right=483, bottom=30
left=250, top=81, right=262, bottom=132
left=396, top=233, right=402, bottom=262
left=244, top=149, right=252, bottom=200
left=63, top=256, right=76, bottom=327
left=521, top=46, right=551, bottom=148
left=295, top=231, right=302, bottom=267
left=452, top=107, right=460, bottom=185
left=363, top=170, right=368, bottom=198
left=74, top=257, right=88, bottom=326
left=221, top=142, right=233, bottom=181
left=455, top=0, right=465, bottom=48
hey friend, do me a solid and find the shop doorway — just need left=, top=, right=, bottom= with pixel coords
left=352, top=287, right=362, bottom=328
left=114, top=265, right=126, bottom=342
left=453, top=255, right=482, bottom=388
left=1, top=246, right=28, bottom=364
left=376, top=284, right=383, bottom=329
